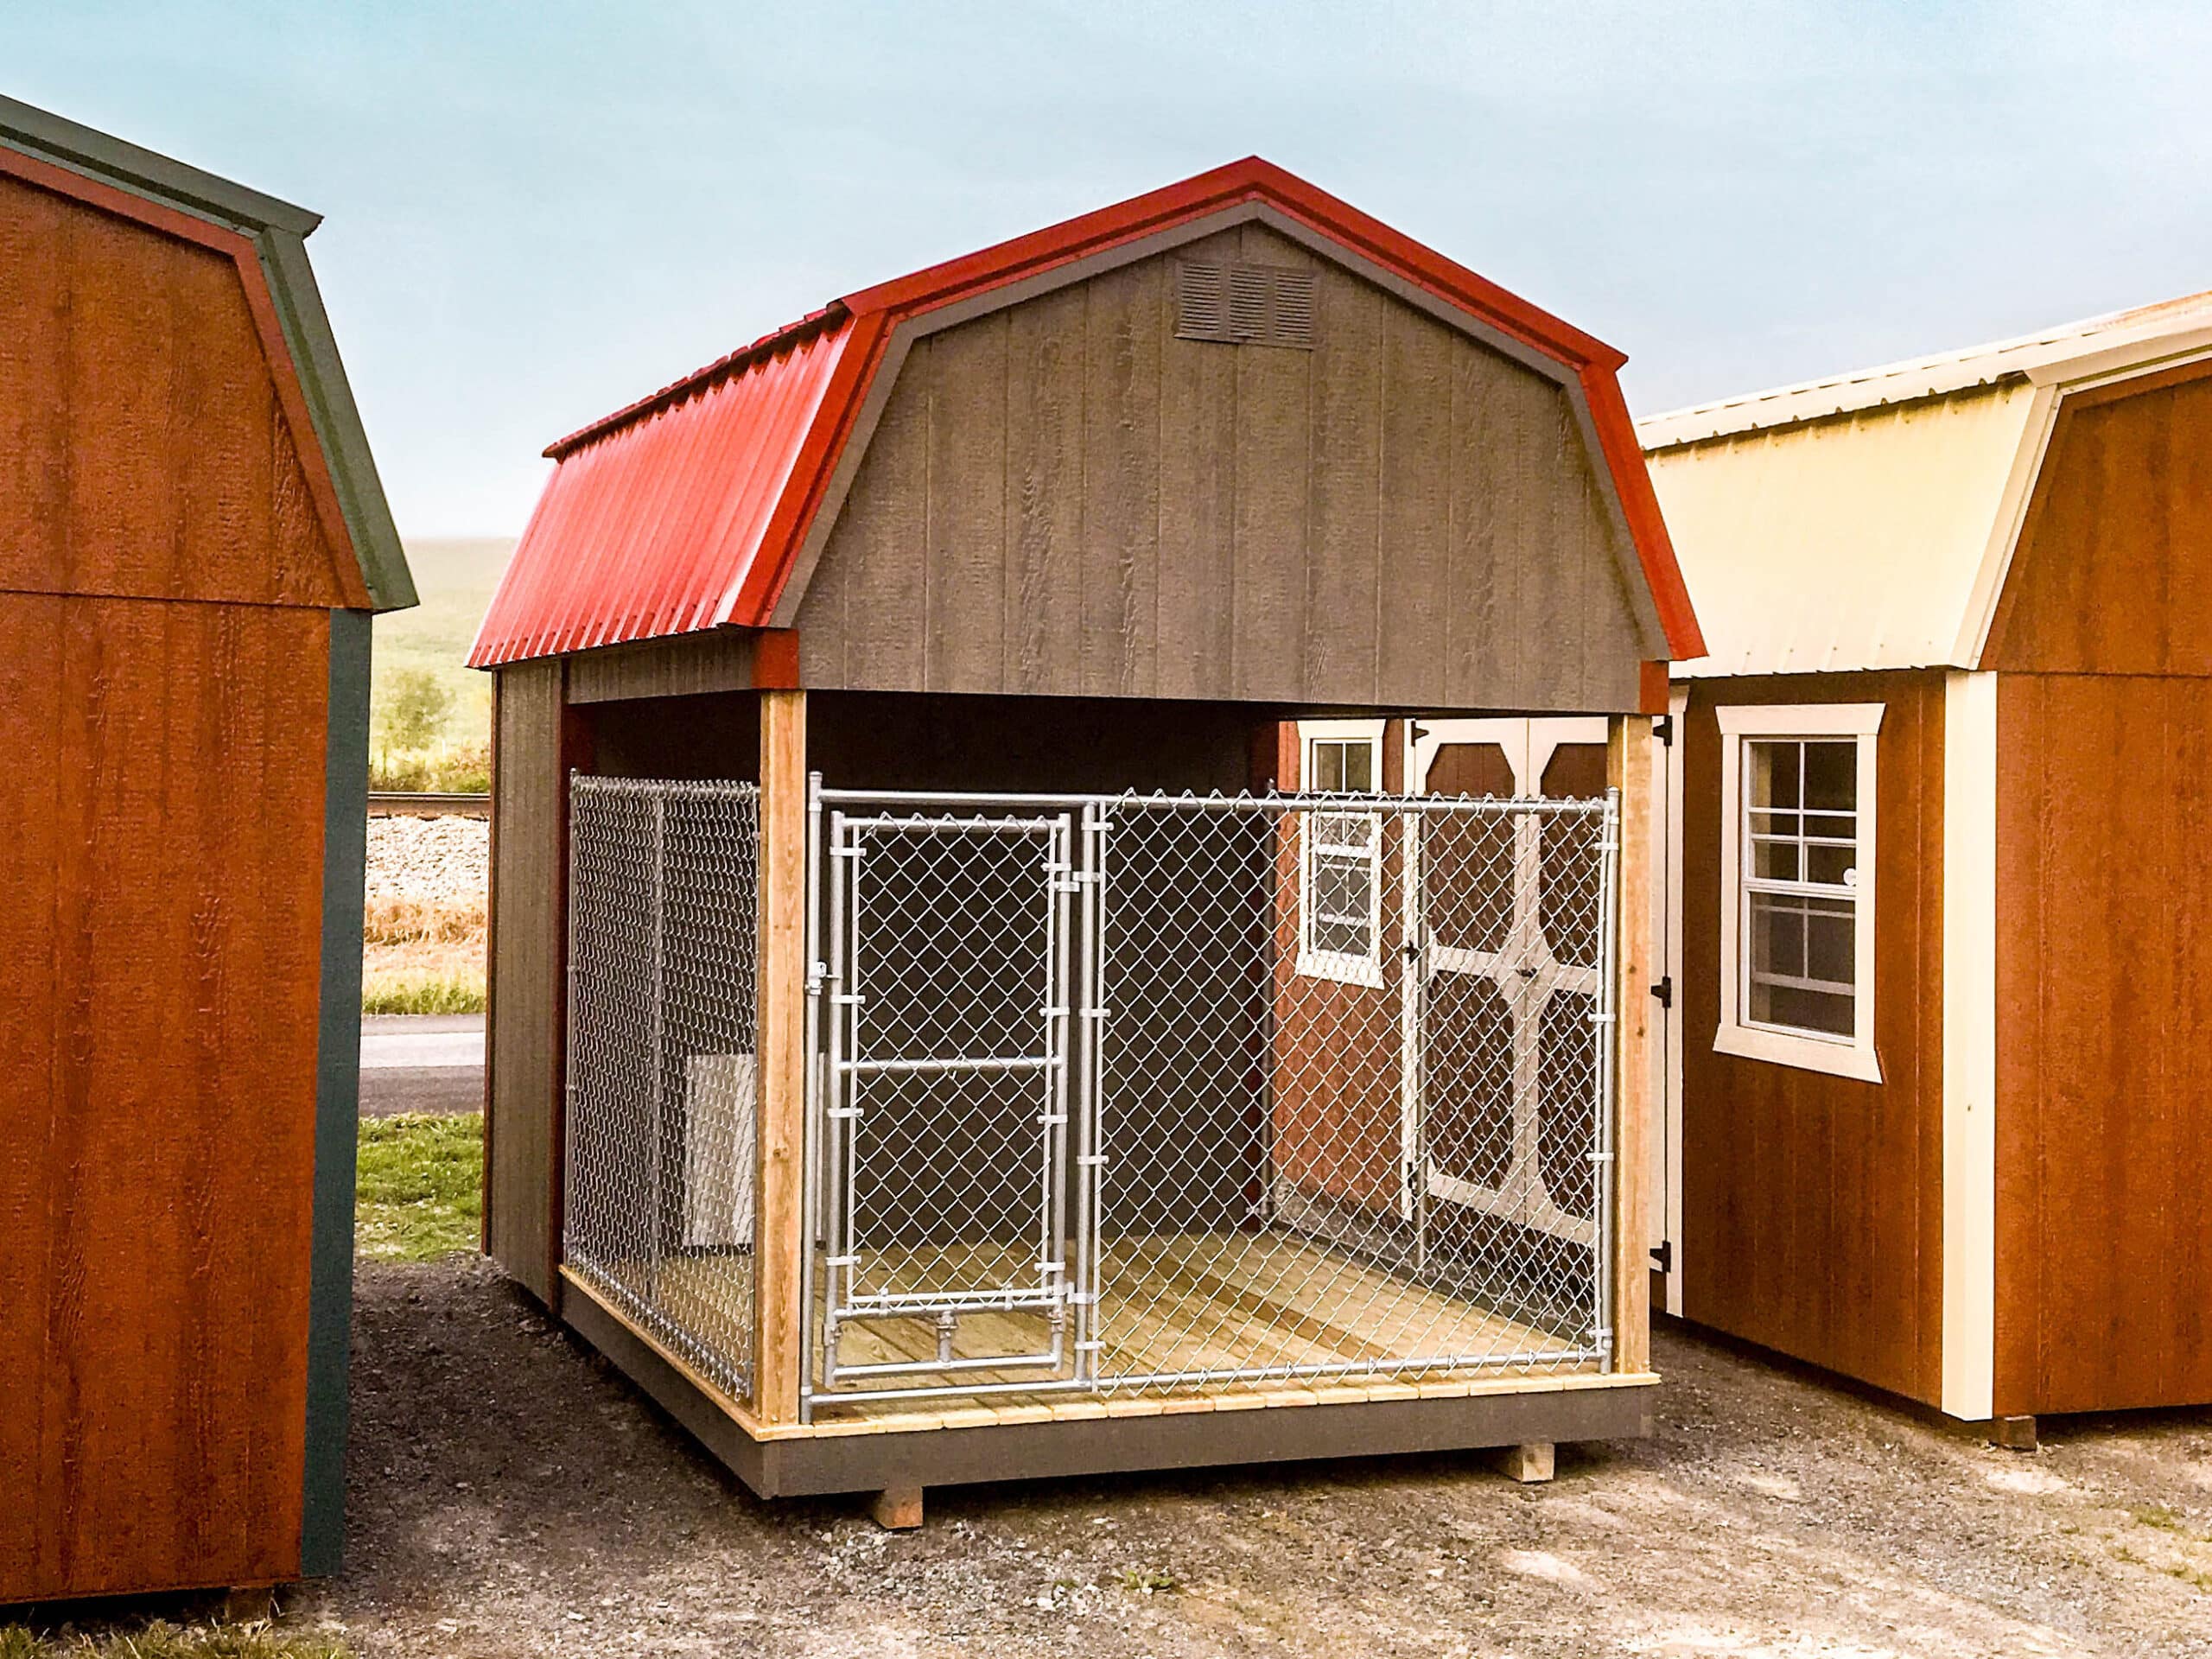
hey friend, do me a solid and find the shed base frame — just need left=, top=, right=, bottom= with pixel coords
left=562, top=1270, right=1653, bottom=1499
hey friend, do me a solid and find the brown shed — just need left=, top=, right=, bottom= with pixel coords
left=1641, top=290, right=2212, bottom=1438
left=0, top=99, right=411, bottom=1602
left=472, top=159, right=1700, bottom=1519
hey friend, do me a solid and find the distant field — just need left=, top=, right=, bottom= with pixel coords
left=373, top=537, right=515, bottom=747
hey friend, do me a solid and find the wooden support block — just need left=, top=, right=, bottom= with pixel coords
left=1492, top=1441, right=1555, bottom=1484
left=870, top=1485, right=925, bottom=1529
left=1992, top=1414, right=2038, bottom=1451
left=221, top=1586, right=276, bottom=1624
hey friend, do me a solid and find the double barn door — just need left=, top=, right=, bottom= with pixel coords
left=1403, top=719, right=1611, bottom=1249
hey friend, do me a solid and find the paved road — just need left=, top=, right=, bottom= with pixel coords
left=360, top=1014, right=482, bottom=1117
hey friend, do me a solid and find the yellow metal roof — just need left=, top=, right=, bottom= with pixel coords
left=1644, top=385, right=2038, bottom=677
left=1640, top=289, right=2212, bottom=677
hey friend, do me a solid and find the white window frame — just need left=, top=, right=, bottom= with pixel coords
left=1715, top=702, right=1884, bottom=1083
left=1296, top=719, right=1386, bottom=988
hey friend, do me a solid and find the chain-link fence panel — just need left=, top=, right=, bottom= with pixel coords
left=565, top=776, right=760, bottom=1402
left=1092, top=792, right=1614, bottom=1395
left=804, top=787, right=1617, bottom=1412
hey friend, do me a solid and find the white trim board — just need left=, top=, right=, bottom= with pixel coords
left=1713, top=702, right=1885, bottom=1084
left=1940, top=671, right=1999, bottom=1421
left=1656, top=690, right=1688, bottom=1318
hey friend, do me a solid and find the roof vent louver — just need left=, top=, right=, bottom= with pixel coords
left=1176, top=262, right=1317, bottom=350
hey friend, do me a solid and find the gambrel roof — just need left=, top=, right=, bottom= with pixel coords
left=1641, top=290, right=2212, bottom=677
left=0, top=95, right=413, bottom=612
left=471, top=158, right=1702, bottom=668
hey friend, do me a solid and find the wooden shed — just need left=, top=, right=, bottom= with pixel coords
left=0, top=99, right=411, bottom=1602
left=1639, top=291, right=2212, bottom=1440
left=472, top=159, right=1703, bottom=1519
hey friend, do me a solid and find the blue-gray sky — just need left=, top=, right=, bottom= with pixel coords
left=7, top=2, right=2210, bottom=536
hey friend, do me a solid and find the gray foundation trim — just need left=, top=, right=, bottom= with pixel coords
left=302, top=607, right=372, bottom=1576
left=562, top=1285, right=1652, bottom=1501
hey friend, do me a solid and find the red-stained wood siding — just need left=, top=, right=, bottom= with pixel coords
left=1271, top=726, right=1407, bottom=1213
left=1993, top=675, right=2212, bottom=1414
left=0, top=171, right=353, bottom=612
left=0, top=594, right=331, bottom=1600
left=1678, top=672, right=1946, bottom=1407
left=1983, top=362, right=2212, bottom=676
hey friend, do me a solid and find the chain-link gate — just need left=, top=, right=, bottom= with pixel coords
left=804, top=786, right=1618, bottom=1414
left=816, top=809, right=1077, bottom=1387
left=564, top=777, right=761, bottom=1402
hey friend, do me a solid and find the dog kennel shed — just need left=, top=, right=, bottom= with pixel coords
left=473, top=159, right=1703, bottom=1517
left=0, top=99, right=411, bottom=1603
left=1641, top=290, right=2212, bottom=1439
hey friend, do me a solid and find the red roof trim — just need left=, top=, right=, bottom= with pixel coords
left=844, top=158, right=1623, bottom=375
left=478, top=156, right=1704, bottom=666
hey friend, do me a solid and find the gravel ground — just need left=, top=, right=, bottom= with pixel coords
left=366, top=818, right=489, bottom=906
left=290, top=1256, right=2212, bottom=1658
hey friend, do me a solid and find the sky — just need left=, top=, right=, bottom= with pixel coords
left=7, top=1, right=2212, bottom=537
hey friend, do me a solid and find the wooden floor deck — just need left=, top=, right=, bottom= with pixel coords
left=623, top=1230, right=1593, bottom=1430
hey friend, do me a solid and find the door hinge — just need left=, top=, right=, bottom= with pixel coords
left=1650, top=976, right=1673, bottom=1010
left=1650, top=1240, right=1673, bottom=1274
left=1653, top=714, right=1675, bottom=746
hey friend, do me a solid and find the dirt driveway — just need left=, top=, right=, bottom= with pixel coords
left=296, top=1257, right=2212, bottom=1658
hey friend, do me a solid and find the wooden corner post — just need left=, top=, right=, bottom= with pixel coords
left=754, top=690, right=809, bottom=1423
left=1608, top=716, right=1654, bottom=1377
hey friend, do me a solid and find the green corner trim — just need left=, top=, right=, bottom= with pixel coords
left=303, top=607, right=372, bottom=1576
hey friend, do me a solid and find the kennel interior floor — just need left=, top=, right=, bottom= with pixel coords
left=592, top=1230, right=1602, bottom=1430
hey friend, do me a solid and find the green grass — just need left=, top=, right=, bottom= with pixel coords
left=372, top=537, right=515, bottom=751
left=356, top=1112, right=483, bottom=1262
left=360, top=972, right=486, bottom=1016
left=367, top=743, right=491, bottom=795
left=0, top=1625, right=347, bottom=1659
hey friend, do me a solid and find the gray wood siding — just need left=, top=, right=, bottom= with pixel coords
left=795, top=223, right=1649, bottom=711
left=486, top=658, right=566, bottom=1302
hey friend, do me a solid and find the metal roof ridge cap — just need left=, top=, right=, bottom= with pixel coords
left=1640, top=289, right=2212, bottom=447
left=543, top=302, right=853, bottom=459
left=0, top=92, right=320, bottom=236
left=1637, top=370, right=2035, bottom=452
left=836, top=156, right=1626, bottom=376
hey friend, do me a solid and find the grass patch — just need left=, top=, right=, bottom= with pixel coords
left=357, top=1112, right=483, bottom=1262
left=361, top=972, right=486, bottom=1016
left=2133, top=1503, right=2184, bottom=1531
left=364, top=895, right=486, bottom=945
left=0, top=1625, right=347, bottom=1659
left=362, top=897, right=486, bottom=1015
left=369, top=742, right=490, bottom=795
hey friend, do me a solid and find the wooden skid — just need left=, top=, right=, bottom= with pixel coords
left=565, top=1266, right=1652, bottom=1497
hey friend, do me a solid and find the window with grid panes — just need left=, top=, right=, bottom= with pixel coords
left=1298, top=726, right=1384, bottom=986
left=1742, top=738, right=1859, bottom=1037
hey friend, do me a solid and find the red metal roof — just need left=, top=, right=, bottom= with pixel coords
left=470, top=158, right=1704, bottom=668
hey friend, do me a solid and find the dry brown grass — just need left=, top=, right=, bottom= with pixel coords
left=363, top=895, right=486, bottom=946
left=363, top=897, right=486, bottom=1014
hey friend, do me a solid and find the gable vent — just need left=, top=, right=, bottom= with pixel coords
left=1175, top=262, right=1318, bottom=350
